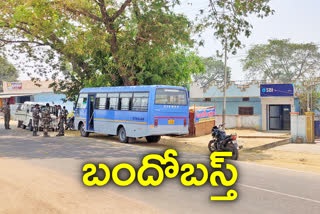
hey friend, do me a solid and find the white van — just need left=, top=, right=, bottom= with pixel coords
left=16, top=102, right=59, bottom=131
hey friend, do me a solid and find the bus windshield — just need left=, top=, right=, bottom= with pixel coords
left=155, top=88, right=187, bottom=105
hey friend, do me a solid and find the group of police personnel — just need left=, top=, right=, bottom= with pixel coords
left=3, top=102, right=68, bottom=137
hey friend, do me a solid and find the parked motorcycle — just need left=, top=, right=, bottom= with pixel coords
left=65, top=116, right=75, bottom=130
left=208, top=124, right=240, bottom=160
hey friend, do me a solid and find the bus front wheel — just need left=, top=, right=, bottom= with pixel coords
left=146, top=136, right=161, bottom=143
left=118, top=127, right=128, bottom=143
left=80, top=123, right=89, bottom=137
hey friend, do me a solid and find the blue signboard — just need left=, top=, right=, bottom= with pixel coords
left=195, top=108, right=215, bottom=123
left=260, top=84, right=294, bottom=97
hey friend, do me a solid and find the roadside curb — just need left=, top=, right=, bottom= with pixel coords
left=239, top=136, right=289, bottom=139
left=243, top=138, right=291, bottom=151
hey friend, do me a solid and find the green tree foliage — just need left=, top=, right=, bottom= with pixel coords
left=242, top=39, right=320, bottom=82
left=0, top=0, right=205, bottom=100
left=193, top=57, right=230, bottom=89
left=197, top=0, right=274, bottom=54
left=0, top=0, right=273, bottom=100
left=0, top=56, right=18, bottom=81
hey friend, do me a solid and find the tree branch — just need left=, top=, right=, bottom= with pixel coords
left=98, top=0, right=110, bottom=23
left=111, top=0, right=132, bottom=21
left=64, top=6, right=101, bottom=22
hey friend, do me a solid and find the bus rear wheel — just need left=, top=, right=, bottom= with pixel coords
left=80, top=123, right=89, bottom=137
left=146, top=136, right=161, bottom=143
left=118, top=127, right=128, bottom=143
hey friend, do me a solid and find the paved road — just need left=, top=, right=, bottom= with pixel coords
left=0, top=126, right=320, bottom=214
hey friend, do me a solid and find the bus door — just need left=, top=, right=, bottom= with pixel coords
left=87, top=94, right=95, bottom=131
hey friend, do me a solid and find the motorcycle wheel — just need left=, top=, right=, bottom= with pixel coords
left=208, top=140, right=217, bottom=152
left=226, top=143, right=239, bottom=160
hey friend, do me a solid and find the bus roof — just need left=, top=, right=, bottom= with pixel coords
left=79, top=85, right=186, bottom=93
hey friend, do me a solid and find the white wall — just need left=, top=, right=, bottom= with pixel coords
left=240, top=116, right=261, bottom=130
left=291, top=114, right=306, bottom=142
left=215, top=115, right=261, bottom=130
left=190, top=84, right=203, bottom=99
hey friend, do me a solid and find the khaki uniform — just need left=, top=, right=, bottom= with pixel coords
left=4, top=105, right=10, bottom=129
left=32, top=107, right=40, bottom=136
left=63, top=108, right=68, bottom=125
left=57, top=109, right=65, bottom=136
left=41, top=107, right=51, bottom=137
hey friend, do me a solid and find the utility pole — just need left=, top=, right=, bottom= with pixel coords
left=307, top=90, right=310, bottom=112
left=311, top=84, right=313, bottom=112
left=222, top=38, right=227, bottom=130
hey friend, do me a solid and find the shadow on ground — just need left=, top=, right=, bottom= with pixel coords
left=0, top=127, right=203, bottom=161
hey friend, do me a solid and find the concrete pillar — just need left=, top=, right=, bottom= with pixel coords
left=290, top=112, right=299, bottom=142
left=305, top=112, right=315, bottom=143
left=262, top=104, right=267, bottom=131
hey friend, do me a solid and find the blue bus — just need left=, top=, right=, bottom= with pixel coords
left=74, top=85, right=189, bottom=143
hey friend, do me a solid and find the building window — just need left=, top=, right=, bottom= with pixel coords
left=204, top=98, right=211, bottom=102
left=239, top=107, right=254, bottom=115
left=242, top=97, right=250, bottom=101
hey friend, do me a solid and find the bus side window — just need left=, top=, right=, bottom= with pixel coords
left=108, top=93, right=119, bottom=110
left=95, top=93, right=107, bottom=110
left=120, top=93, right=133, bottom=111
left=77, top=94, right=88, bottom=109
left=109, top=98, right=118, bottom=110
left=132, top=93, right=149, bottom=112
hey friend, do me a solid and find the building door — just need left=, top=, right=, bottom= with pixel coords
left=269, top=105, right=291, bottom=130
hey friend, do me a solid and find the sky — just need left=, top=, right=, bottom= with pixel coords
left=15, top=0, right=320, bottom=81
left=176, top=0, right=320, bottom=81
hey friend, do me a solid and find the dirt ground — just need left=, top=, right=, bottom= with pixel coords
left=4, top=119, right=320, bottom=174
left=240, top=149, right=320, bottom=174
left=0, top=158, right=161, bottom=214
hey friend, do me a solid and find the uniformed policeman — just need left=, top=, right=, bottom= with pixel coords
left=56, top=105, right=65, bottom=136
left=63, top=106, right=68, bottom=125
left=4, top=102, right=10, bottom=129
left=32, top=104, right=40, bottom=136
left=41, top=103, right=52, bottom=137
